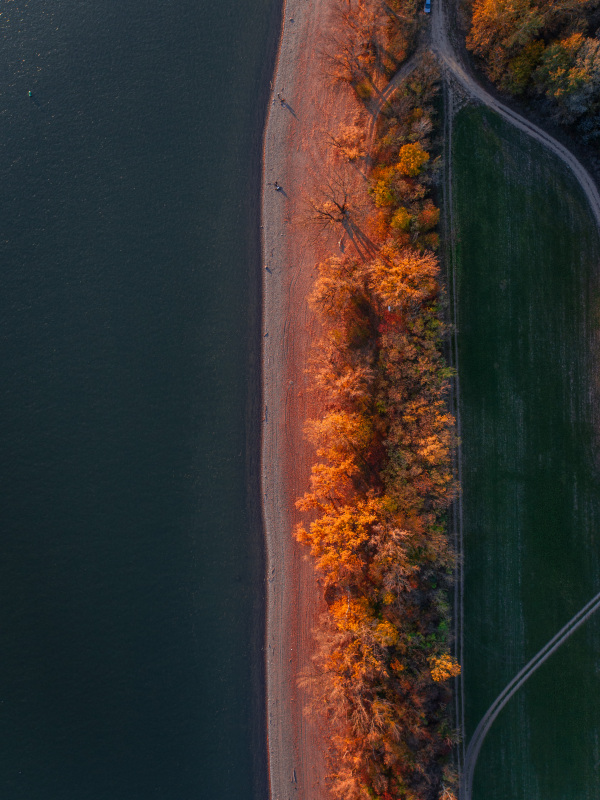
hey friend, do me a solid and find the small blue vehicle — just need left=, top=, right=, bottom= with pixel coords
left=424, top=0, right=431, bottom=12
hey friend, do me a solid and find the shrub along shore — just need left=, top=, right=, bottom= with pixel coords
left=294, top=3, right=461, bottom=798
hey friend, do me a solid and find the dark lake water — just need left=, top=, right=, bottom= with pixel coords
left=0, top=1, right=280, bottom=797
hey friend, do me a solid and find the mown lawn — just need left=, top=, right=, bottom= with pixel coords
left=452, top=104, right=600, bottom=799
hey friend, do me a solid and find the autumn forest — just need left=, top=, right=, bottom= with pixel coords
left=295, top=3, right=460, bottom=798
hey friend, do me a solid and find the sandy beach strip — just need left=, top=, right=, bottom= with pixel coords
left=261, top=0, right=360, bottom=797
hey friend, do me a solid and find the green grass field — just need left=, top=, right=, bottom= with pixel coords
left=452, top=104, right=600, bottom=799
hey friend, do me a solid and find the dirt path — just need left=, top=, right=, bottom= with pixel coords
left=261, top=2, right=362, bottom=799
left=365, top=43, right=424, bottom=151
left=441, top=84, right=467, bottom=779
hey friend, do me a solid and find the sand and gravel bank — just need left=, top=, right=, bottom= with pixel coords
left=261, top=1, right=357, bottom=797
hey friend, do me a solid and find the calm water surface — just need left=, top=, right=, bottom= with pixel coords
left=0, top=1, right=280, bottom=797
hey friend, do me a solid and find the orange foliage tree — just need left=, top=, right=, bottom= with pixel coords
left=467, top=0, right=600, bottom=127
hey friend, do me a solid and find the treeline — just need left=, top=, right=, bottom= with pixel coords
left=466, top=0, right=600, bottom=138
left=295, top=6, right=460, bottom=798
